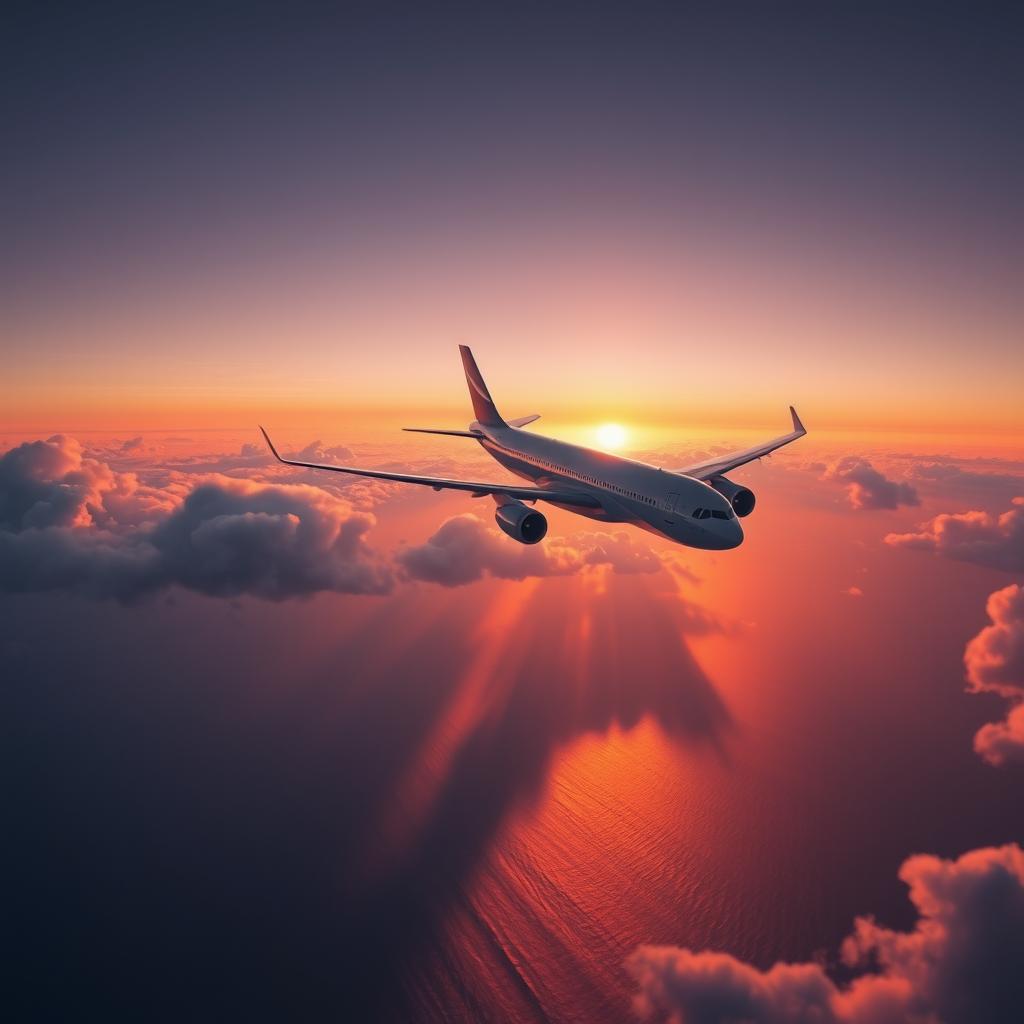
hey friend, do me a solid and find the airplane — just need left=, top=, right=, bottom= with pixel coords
left=259, top=346, right=806, bottom=551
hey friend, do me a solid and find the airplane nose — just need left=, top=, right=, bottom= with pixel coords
left=717, top=520, right=744, bottom=549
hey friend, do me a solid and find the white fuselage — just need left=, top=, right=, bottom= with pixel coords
left=473, top=421, right=743, bottom=550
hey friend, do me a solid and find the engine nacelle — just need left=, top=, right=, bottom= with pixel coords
left=495, top=501, right=548, bottom=544
left=709, top=475, right=756, bottom=517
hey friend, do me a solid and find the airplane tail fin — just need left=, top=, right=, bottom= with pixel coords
left=459, top=345, right=506, bottom=427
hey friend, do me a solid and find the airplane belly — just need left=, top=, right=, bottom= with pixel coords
left=548, top=500, right=629, bottom=522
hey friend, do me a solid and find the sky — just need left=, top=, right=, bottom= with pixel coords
left=3, top=4, right=1023, bottom=433
left=3, top=4, right=1024, bottom=1022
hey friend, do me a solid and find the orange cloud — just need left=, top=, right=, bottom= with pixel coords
left=0, top=435, right=391, bottom=600
left=964, top=584, right=1024, bottom=766
left=822, top=457, right=920, bottom=510
left=396, top=514, right=672, bottom=588
left=628, top=844, right=1024, bottom=1022
left=886, top=498, right=1024, bottom=572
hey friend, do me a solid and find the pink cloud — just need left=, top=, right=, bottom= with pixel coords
left=974, top=704, right=1024, bottom=767
left=885, top=498, right=1024, bottom=572
left=0, top=435, right=176, bottom=529
left=822, top=458, right=920, bottom=510
left=628, top=843, right=1024, bottom=1023
left=397, top=514, right=676, bottom=587
left=964, top=584, right=1024, bottom=766
left=295, top=439, right=355, bottom=463
left=0, top=436, right=393, bottom=601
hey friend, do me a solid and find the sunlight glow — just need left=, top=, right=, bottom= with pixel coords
left=595, top=423, right=628, bottom=450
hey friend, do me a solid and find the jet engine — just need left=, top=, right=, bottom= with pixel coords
left=495, top=500, right=548, bottom=544
left=709, top=475, right=756, bottom=517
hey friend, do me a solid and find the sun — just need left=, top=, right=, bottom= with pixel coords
left=595, top=422, right=628, bottom=450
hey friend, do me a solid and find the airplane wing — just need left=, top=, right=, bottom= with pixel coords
left=259, top=427, right=601, bottom=507
left=677, top=407, right=807, bottom=480
left=401, top=427, right=481, bottom=437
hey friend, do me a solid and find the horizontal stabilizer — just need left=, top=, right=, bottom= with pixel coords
left=402, top=427, right=481, bottom=437
left=506, top=414, right=540, bottom=428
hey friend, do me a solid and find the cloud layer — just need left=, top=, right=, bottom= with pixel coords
left=0, top=435, right=393, bottom=601
left=964, top=583, right=1024, bottom=765
left=886, top=498, right=1024, bottom=572
left=0, top=435, right=176, bottom=530
left=397, top=513, right=671, bottom=587
left=628, top=843, right=1024, bottom=1023
left=822, top=458, right=920, bottom=510
left=906, top=459, right=1024, bottom=496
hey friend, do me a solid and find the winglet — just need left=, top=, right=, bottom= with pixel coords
left=790, top=406, right=806, bottom=435
left=259, top=425, right=284, bottom=462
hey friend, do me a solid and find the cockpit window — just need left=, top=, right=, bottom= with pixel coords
left=693, top=507, right=734, bottom=521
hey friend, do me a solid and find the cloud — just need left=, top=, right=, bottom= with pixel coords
left=974, top=704, right=1024, bottom=767
left=397, top=514, right=672, bottom=587
left=885, top=498, right=1024, bottom=572
left=628, top=843, right=1024, bottom=1023
left=964, top=584, right=1024, bottom=766
left=0, top=435, right=97, bottom=528
left=159, top=441, right=275, bottom=475
left=396, top=514, right=566, bottom=585
left=842, top=586, right=863, bottom=597
left=0, top=435, right=175, bottom=529
left=160, top=440, right=409, bottom=511
left=889, top=453, right=1024, bottom=472
left=577, top=530, right=665, bottom=574
left=0, top=436, right=393, bottom=601
left=965, top=584, right=1024, bottom=698
left=906, top=460, right=1024, bottom=495
left=295, top=439, right=355, bottom=463
left=822, top=458, right=920, bottom=510
left=145, top=480, right=392, bottom=599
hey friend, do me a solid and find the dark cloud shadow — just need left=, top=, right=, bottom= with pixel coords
left=313, top=575, right=731, bottom=1018
left=2, top=575, right=729, bottom=1021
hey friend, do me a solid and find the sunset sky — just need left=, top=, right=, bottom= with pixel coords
left=4, top=5, right=1023, bottom=1022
